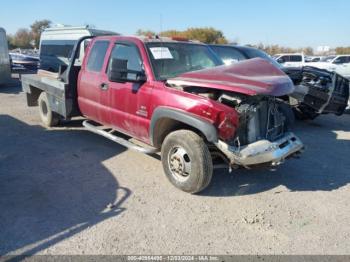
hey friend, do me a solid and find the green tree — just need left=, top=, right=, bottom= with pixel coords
left=30, top=19, right=51, bottom=48
left=184, top=27, right=228, bottom=44
left=160, top=30, right=185, bottom=38
left=137, top=27, right=229, bottom=44
left=336, top=47, right=350, bottom=54
left=136, top=29, right=156, bottom=37
left=7, top=35, right=15, bottom=49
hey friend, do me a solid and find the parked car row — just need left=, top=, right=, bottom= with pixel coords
left=307, top=55, right=350, bottom=79
left=271, top=52, right=350, bottom=79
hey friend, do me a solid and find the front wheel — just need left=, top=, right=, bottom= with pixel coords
left=161, top=130, right=213, bottom=194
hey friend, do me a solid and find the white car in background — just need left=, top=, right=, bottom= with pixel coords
left=305, top=56, right=322, bottom=62
left=308, top=55, right=350, bottom=79
left=274, top=53, right=305, bottom=68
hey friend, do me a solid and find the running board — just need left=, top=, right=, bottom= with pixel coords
left=83, top=120, right=159, bottom=155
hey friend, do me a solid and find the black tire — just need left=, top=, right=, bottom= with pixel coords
left=278, top=101, right=295, bottom=130
left=38, top=92, right=60, bottom=127
left=161, top=130, right=213, bottom=194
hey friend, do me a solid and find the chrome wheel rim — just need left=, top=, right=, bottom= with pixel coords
left=168, top=146, right=192, bottom=181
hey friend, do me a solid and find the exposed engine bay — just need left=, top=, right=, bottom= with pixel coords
left=177, top=85, right=303, bottom=167
left=169, top=84, right=288, bottom=147
left=166, top=69, right=304, bottom=168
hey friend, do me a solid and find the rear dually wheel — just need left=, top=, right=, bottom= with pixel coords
left=38, top=92, right=60, bottom=127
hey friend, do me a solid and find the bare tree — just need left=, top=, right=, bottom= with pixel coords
left=30, top=20, right=51, bottom=48
left=10, top=28, right=32, bottom=49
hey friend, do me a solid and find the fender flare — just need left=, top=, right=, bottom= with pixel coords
left=150, top=107, right=218, bottom=147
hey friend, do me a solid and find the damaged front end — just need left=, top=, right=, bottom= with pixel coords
left=214, top=95, right=304, bottom=168
left=287, top=66, right=350, bottom=119
left=167, top=59, right=304, bottom=169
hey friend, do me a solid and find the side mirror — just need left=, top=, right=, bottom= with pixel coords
left=108, top=58, right=146, bottom=83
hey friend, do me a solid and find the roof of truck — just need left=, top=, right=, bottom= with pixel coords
left=94, top=35, right=205, bottom=45
left=41, top=26, right=118, bottom=41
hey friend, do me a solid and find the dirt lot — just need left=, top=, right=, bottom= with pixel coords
left=1, top=79, right=350, bottom=255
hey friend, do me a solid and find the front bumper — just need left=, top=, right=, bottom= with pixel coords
left=215, top=132, right=304, bottom=167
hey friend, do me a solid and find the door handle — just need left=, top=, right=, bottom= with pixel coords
left=100, top=83, right=109, bottom=90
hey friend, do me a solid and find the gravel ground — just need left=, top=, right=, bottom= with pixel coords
left=0, top=79, right=350, bottom=255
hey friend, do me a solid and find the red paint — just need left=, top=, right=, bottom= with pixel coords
left=173, top=58, right=295, bottom=97
left=77, top=36, right=293, bottom=144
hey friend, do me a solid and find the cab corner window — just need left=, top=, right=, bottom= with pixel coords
left=86, top=41, right=110, bottom=72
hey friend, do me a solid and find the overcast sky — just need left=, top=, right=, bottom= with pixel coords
left=1, top=0, right=349, bottom=48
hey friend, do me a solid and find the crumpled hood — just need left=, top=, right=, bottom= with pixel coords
left=167, top=58, right=295, bottom=96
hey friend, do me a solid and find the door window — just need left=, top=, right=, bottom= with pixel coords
left=289, top=55, right=302, bottom=62
left=280, top=56, right=290, bottom=62
left=86, top=41, right=110, bottom=72
left=108, top=43, right=142, bottom=72
left=333, top=56, right=348, bottom=64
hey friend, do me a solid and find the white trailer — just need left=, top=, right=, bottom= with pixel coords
left=0, top=27, right=11, bottom=85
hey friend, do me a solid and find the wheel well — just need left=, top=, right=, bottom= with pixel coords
left=152, top=118, right=206, bottom=149
left=26, top=85, right=42, bottom=106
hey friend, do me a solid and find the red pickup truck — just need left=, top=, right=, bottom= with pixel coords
left=22, top=35, right=303, bottom=193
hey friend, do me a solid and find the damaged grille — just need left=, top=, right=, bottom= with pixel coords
left=234, top=99, right=285, bottom=146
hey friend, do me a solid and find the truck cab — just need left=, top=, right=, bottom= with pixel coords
left=274, top=53, right=305, bottom=68
left=22, top=35, right=304, bottom=193
left=77, top=36, right=226, bottom=143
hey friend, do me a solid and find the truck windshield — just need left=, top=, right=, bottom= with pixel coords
left=146, top=42, right=223, bottom=80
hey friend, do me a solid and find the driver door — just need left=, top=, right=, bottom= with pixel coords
left=100, top=41, right=153, bottom=141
